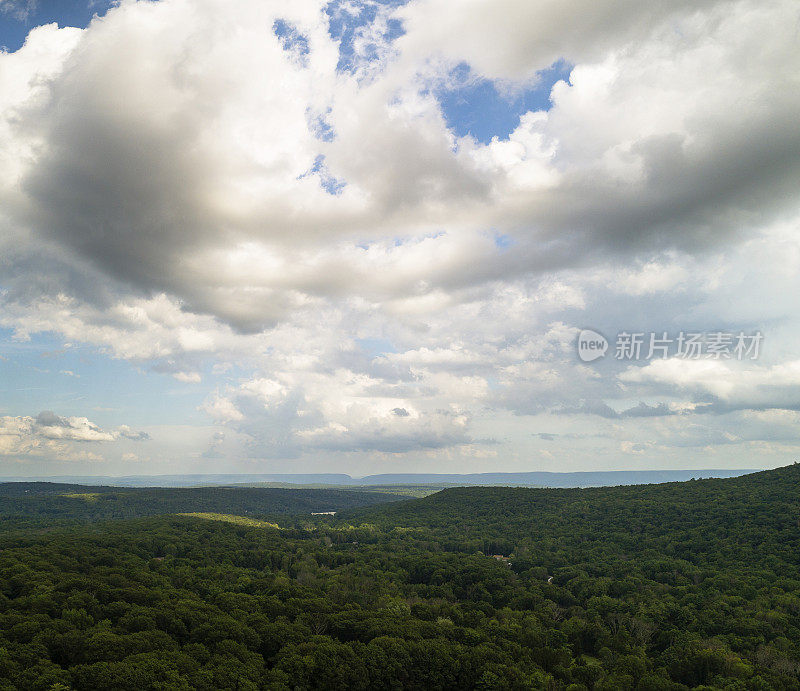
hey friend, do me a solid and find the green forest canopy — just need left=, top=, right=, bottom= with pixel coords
left=0, top=465, right=798, bottom=689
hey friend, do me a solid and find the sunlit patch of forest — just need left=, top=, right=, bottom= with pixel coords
left=177, top=513, right=280, bottom=529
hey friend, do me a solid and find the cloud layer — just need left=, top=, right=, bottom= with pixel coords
left=1, top=0, right=799, bottom=470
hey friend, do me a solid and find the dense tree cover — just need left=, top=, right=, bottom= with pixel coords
left=0, top=484, right=403, bottom=528
left=0, top=466, right=798, bottom=689
left=0, top=484, right=124, bottom=498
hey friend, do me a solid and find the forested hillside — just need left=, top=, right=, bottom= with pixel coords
left=0, top=466, right=798, bottom=689
left=0, top=484, right=403, bottom=528
left=344, top=464, right=800, bottom=565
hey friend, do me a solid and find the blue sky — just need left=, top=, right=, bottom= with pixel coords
left=0, top=328, right=210, bottom=428
left=437, top=60, right=572, bottom=144
left=0, top=0, right=115, bottom=51
left=1, top=0, right=798, bottom=476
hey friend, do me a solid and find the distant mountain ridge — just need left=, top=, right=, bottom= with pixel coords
left=355, top=469, right=759, bottom=487
left=0, top=469, right=759, bottom=488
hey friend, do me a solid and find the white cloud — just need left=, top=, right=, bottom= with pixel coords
left=0, top=411, right=148, bottom=462
left=620, top=359, right=800, bottom=412
left=395, top=0, right=734, bottom=81
left=202, top=366, right=475, bottom=457
left=33, top=410, right=116, bottom=442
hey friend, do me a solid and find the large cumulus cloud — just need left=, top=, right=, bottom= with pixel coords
left=4, top=0, right=798, bottom=324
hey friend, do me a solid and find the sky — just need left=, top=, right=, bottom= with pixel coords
left=0, top=0, right=799, bottom=477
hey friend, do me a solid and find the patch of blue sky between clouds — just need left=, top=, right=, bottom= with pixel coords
left=356, top=337, right=397, bottom=358
left=0, top=328, right=214, bottom=427
left=437, top=60, right=573, bottom=144
left=0, top=0, right=118, bottom=52
left=273, top=18, right=310, bottom=67
left=493, top=233, right=515, bottom=251
left=307, top=107, right=335, bottom=142
left=325, top=0, right=406, bottom=75
left=299, top=154, right=346, bottom=195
